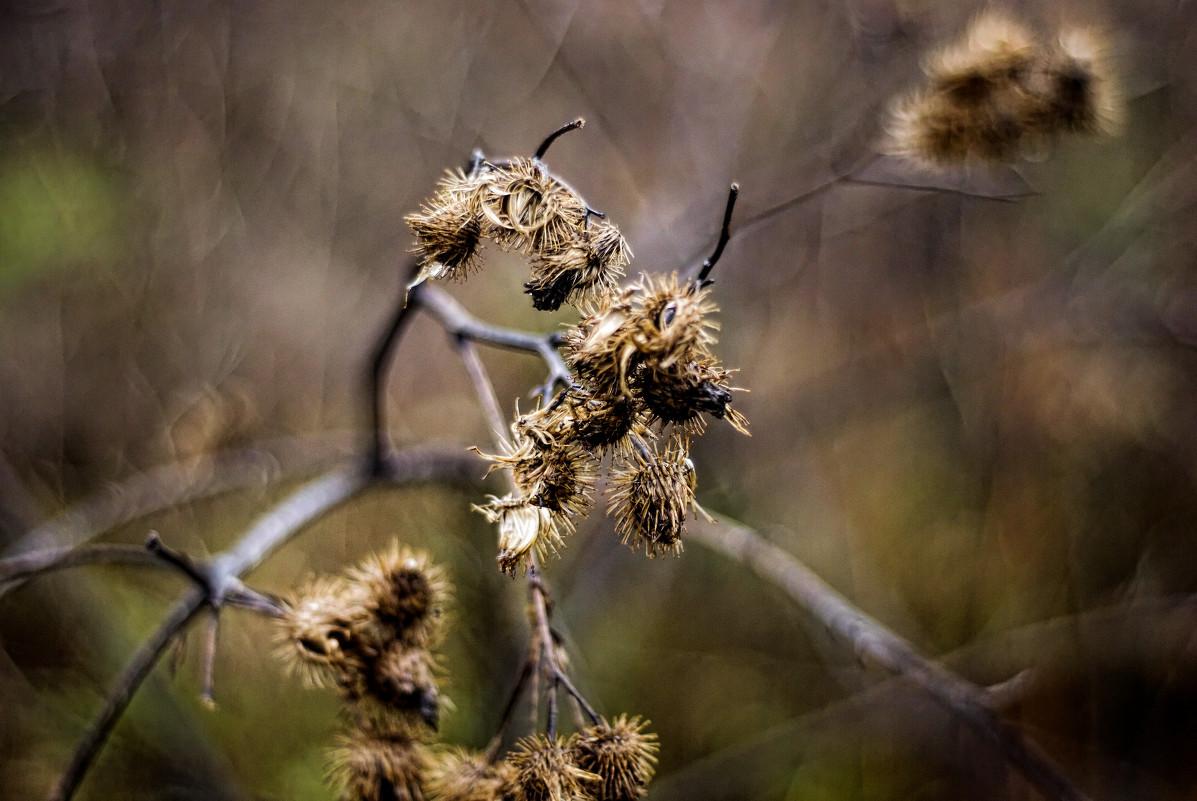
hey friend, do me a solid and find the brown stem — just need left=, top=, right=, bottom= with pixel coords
left=687, top=517, right=1093, bottom=801
left=695, top=184, right=739, bottom=285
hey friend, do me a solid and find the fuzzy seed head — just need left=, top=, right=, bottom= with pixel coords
left=360, top=644, right=442, bottom=731
left=407, top=169, right=489, bottom=286
left=633, top=359, right=747, bottom=435
left=508, top=734, right=599, bottom=801
left=568, top=716, right=659, bottom=801
left=347, top=546, right=451, bottom=648
left=928, top=12, right=1036, bottom=95
left=480, top=158, right=588, bottom=257
left=607, top=439, right=708, bottom=556
left=327, top=725, right=429, bottom=801
left=525, top=219, right=631, bottom=311
left=275, top=576, right=368, bottom=689
left=425, top=747, right=517, bottom=801
left=1032, top=27, right=1122, bottom=136
left=562, top=391, right=647, bottom=454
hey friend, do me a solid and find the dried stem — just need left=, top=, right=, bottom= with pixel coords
left=695, top=184, right=739, bottom=285
left=413, top=284, right=572, bottom=401
left=535, top=118, right=585, bottom=160
left=369, top=269, right=421, bottom=476
left=687, top=517, right=1092, bottom=801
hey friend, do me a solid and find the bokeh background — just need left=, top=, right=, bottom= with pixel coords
left=2, top=0, right=1197, bottom=799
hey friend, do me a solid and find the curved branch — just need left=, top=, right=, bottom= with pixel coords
left=687, top=517, right=1091, bottom=801
left=0, top=545, right=160, bottom=588
left=52, top=448, right=486, bottom=801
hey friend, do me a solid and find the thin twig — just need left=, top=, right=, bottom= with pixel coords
left=687, top=517, right=1092, bottom=801
left=50, top=590, right=207, bottom=801
left=454, top=337, right=509, bottom=449
left=535, top=118, right=585, bottom=160
left=369, top=268, right=422, bottom=476
left=0, top=545, right=160, bottom=588
left=695, top=184, right=739, bottom=285
left=413, top=284, right=572, bottom=400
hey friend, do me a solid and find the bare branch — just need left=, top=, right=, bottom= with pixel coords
left=413, top=284, right=572, bottom=401
left=687, top=517, right=1092, bottom=801
left=0, top=545, right=160, bottom=589
left=52, top=448, right=485, bottom=801
left=369, top=264, right=422, bottom=475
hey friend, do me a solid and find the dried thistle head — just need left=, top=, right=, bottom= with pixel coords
left=560, top=390, right=647, bottom=454
left=425, top=747, right=517, bottom=801
left=525, top=219, right=631, bottom=311
left=480, top=158, right=588, bottom=257
left=347, top=546, right=451, bottom=648
left=886, top=85, right=1031, bottom=167
left=508, top=734, right=599, bottom=801
left=928, top=12, right=1036, bottom=99
left=627, top=272, right=719, bottom=365
left=358, top=643, right=443, bottom=731
left=632, top=357, right=748, bottom=435
left=607, top=438, right=709, bottom=557
left=1029, top=27, right=1122, bottom=136
left=275, top=576, right=368, bottom=689
left=327, top=723, right=429, bottom=801
left=568, top=716, right=659, bottom=801
left=473, top=494, right=571, bottom=576
left=406, top=169, right=488, bottom=285
left=562, top=290, right=639, bottom=398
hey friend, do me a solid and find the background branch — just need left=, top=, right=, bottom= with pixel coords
left=687, top=517, right=1091, bottom=801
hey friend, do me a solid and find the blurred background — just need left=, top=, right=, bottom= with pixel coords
left=2, top=0, right=1196, bottom=798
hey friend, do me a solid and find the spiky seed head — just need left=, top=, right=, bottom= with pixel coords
left=406, top=169, right=490, bottom=286
left=478, top=429, right=596, bottom=517
left=525, top=219, right=631, bottom=311
left=508, top=734, right=599, bottom=801
left=473, top=494, right=571, bottom=576
left=275, top=576, right=369, bottom=689
left=562, top=391, right=647, bottom=454
left=347, top=546, right=451, bottom=648
left=562, top=290, right=640, bottom=398
left=359, top=644, right=442, bottom=731
left=928, top=12, right=1036, bottom=96
left=327, top=724, right=429, bottom=801
left=425, top=747, right=518, bottom=801
left=633, top=360, right=749, bottom=435
left=1031, top=27, right=1122, bottom=136
left=607, top=438, right=709, bottom=557
left=627, top=272, right=719, bottom=365
left=480, top=158, right=588, bottom=257
left=568, top=716, right=659, bottom=801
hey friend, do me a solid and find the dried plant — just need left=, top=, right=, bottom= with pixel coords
left=886, top=11, right=1122, bottom=166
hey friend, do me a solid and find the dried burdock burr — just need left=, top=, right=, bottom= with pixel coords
left=568, top=716, right=659, bottom=801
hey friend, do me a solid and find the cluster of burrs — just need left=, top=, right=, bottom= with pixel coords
left=461, top=180, right=748, bottom=572
left=887, top=12, right=1121, bottom=166
left=405, top=120, right=631, bottom=312
left=276, top=545, right=450, bottom=801
left=277, top=546, right=659, bottom=801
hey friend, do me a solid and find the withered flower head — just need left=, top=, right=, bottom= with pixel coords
left=327, top=724, right=428, bottom=801
left=425, top=747, right=517, bottom=801
left=480, top=158, right=588, bottom=257
left=1030, top=27, right=1121, bottom=136
left=275, top=576, right=368, bottom=689
left=525, top=219, right=631, bottom=311
left=562, top=290, right=638, bottom=397
left=607, top=438, right=710, bottom=557
left=347, top=546, right=451, bottom=648
left=633, top=358, right=748, bottom=435
left=928, top=12, right=1036, bottom=97
left=361, top=643, right=442, bottom=731
left=508, top=734, right=599, bottom=801
left=568, top=716, right=659, bottom=801
left=406, top=169, right=488, bottom=286
left=561, top=390, right=646, bottom=454
left=627, top=272, right=719, bottom=365
left=478, top=423, right=596, bottom=517
left=474, top=494, right=571, bottom=576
